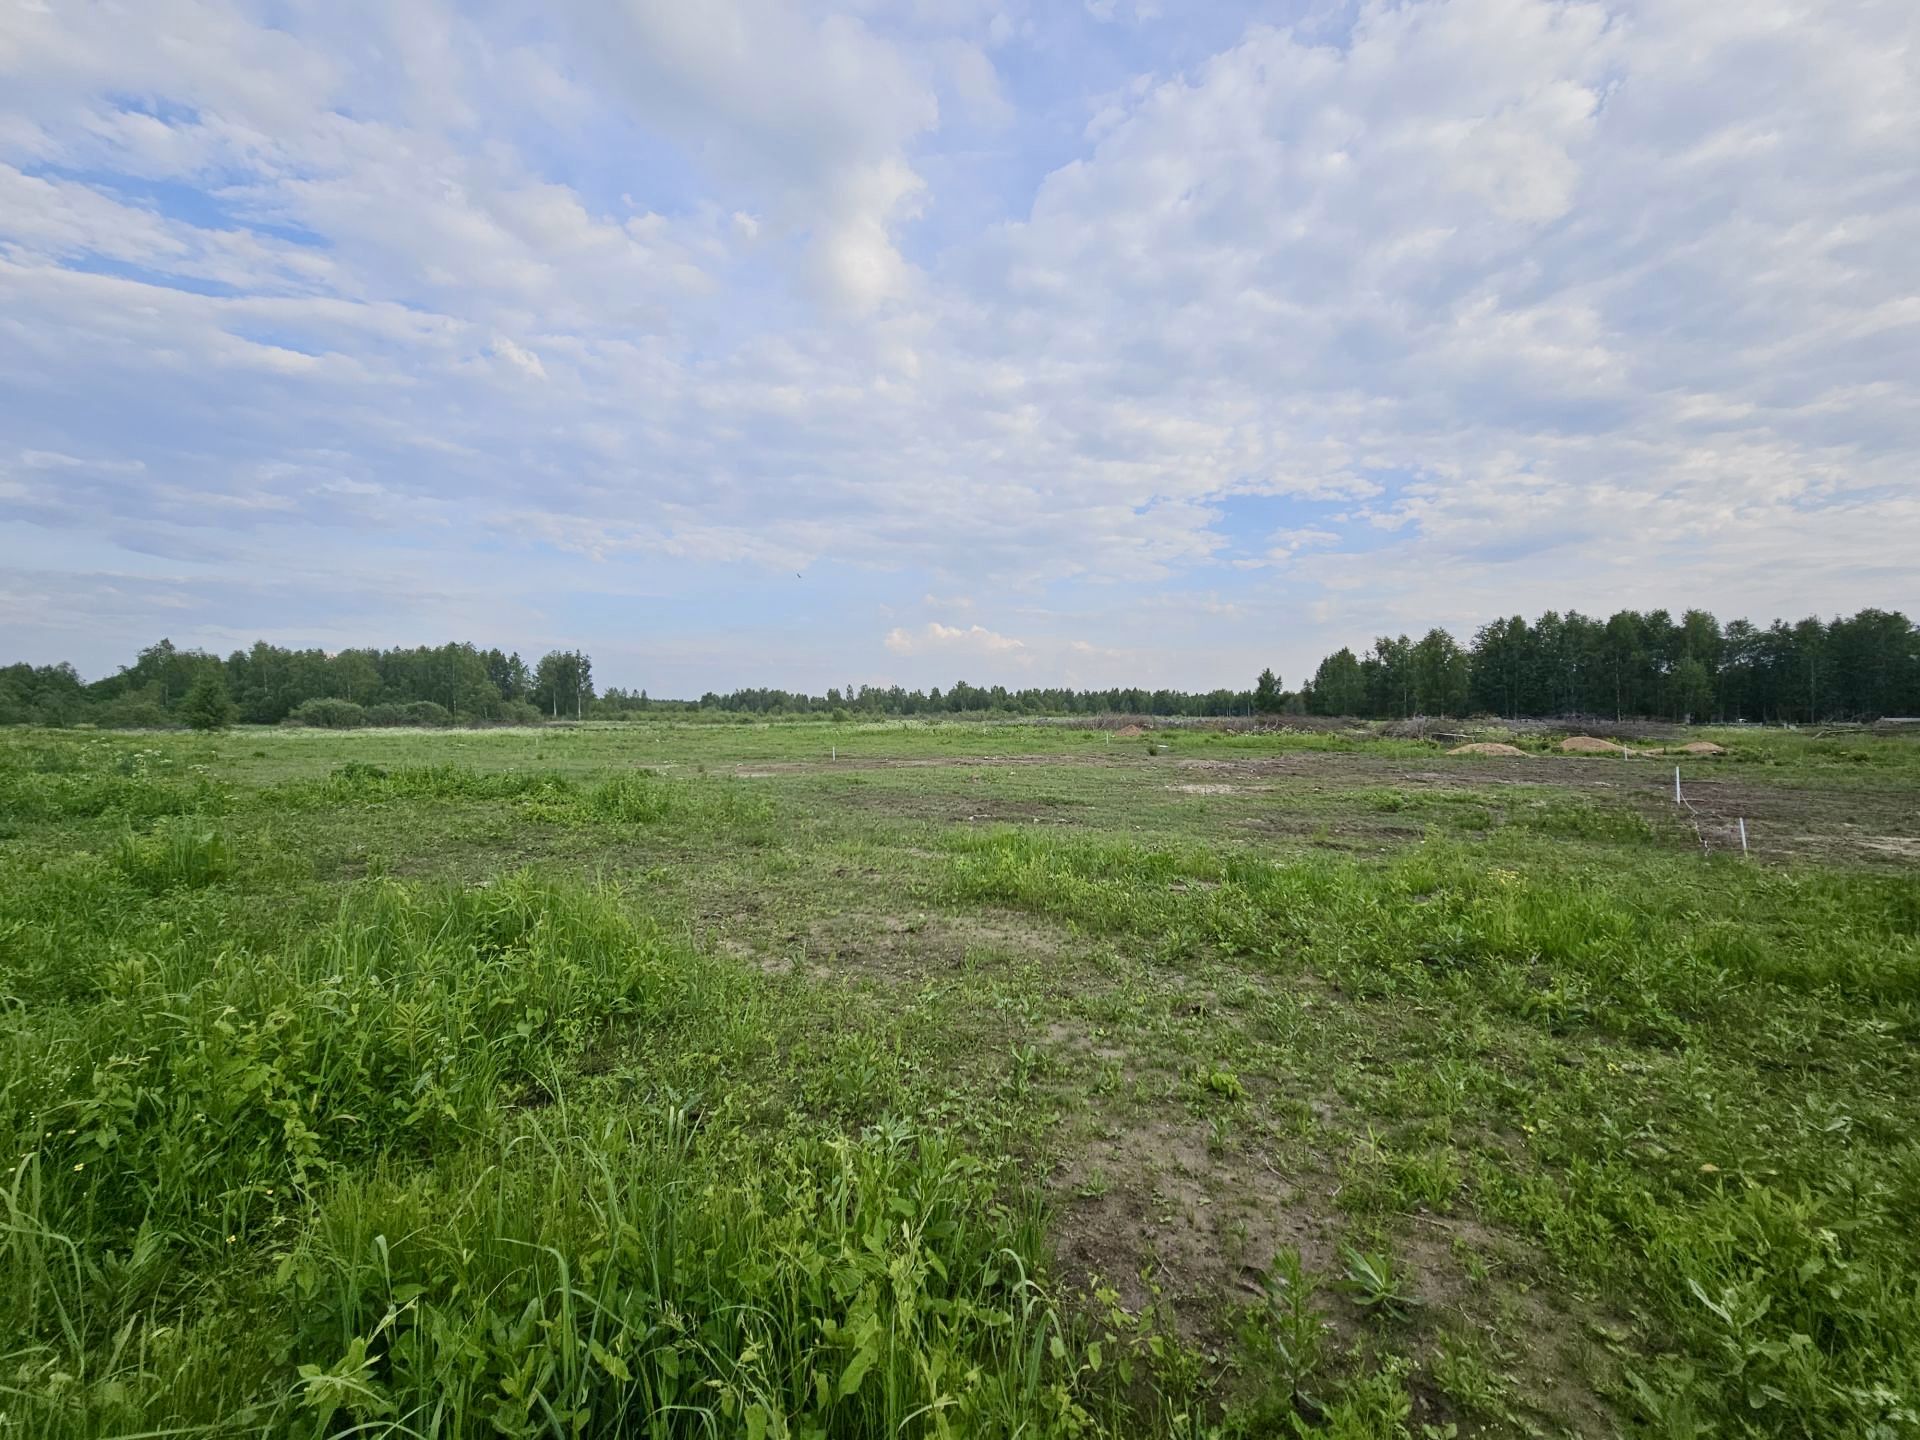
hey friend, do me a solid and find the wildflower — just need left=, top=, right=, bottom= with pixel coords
left=73, top=1162, right=85, bottom=1171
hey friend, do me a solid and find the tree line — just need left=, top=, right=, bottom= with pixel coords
left=1296, top=607, right=1919, bottom=722
left=2, top=607, right=1914, bottom=729
left=0, top=640, right=596, bottom=729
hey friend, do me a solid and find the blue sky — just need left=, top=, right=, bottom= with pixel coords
left=2, top=0, right=1915, bottom=696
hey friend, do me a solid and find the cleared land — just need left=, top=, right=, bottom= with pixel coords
left=3, top=721, right=1917, bottom=1438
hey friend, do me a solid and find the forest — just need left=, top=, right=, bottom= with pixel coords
left=2, top=607, right=1915, bottom=728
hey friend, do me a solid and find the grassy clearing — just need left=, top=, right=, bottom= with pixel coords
left=2, top=724, right=1917, bottom=1437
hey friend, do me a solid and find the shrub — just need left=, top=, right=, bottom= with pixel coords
left=95, top=698, right=176, bottom=729
left=180, top=672, right=236, bottom=731
left=287, top=697, right=368, bottom=728
left=360, top=700, right=453, bottom=727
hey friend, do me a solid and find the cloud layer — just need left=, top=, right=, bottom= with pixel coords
left=2, top=0, right=1915, bottom=692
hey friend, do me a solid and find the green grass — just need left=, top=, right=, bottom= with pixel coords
left=1, top=865, right=1095, bottom=1436
left=2, top=722, right=1918, bottom=1437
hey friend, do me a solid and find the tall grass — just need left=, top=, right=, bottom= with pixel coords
left=281, top=1116, right=1076, bottom=1438
left=109, top=817, right=236, bottom=892
left=0, top=852, right=1103, bottom=1437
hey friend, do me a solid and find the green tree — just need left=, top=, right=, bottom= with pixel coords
left=1672, top=656, right=1714, bottom=723
left=1253, top=667, right=1283, bottom=715
left=534, top=649, right=595, bottom=719
left=180, top=671, right=236, bottom=731
left=332, top=649, right=382, bottom=704
left=1307, top=647, right=1366, bottom=715
left=1412, top=629, right=1469, bottom=715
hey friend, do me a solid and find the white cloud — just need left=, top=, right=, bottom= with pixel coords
left=885, top=621, right=1026, bottom=655
left=562, top=0, right=938, bottom=311
left=489, top=335, right=547, bottom=382
left=0, top=0, right=1915, bottom=688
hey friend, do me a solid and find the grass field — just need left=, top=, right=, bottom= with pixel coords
left=3, top=720, right=1918, bottom=1438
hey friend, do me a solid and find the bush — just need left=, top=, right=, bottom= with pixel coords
left=500, top=699, right=544, bottom=726
left=288, top=698, right=367, bottom=728
left=95, top=698, right=176, bottom=729
left=360, top=700, right=453, bottom=727
left=180, top=672, right=236, bottom=731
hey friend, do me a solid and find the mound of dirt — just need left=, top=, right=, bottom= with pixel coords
left=1676, top=741, right=1726, bottom=756
left=1113, top=724, right=1146, bottom=738
left=1560, top=735, right=1627, bottom=754
left=1448, top=742, right=1527, bottom=756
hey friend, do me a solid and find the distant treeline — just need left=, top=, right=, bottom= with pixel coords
left=3, top=607, right=1915, bottom=728
left=671, top=681, right=1259, bottom=718
left=0, top=641, right=594, bottom=729
left=1296, top=607, right=1919, bottom=723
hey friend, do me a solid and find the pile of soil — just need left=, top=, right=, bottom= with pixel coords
left=1560, top=736, right=1627, bottom=755
left=1448, top=742, right=1527, bottom=756
left=1113, top=724, right=1146, bottom=738
left=1675, top=741, right=1727, bottom=756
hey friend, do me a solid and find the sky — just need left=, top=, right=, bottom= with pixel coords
left=1, top=0, right=1916, bottom=697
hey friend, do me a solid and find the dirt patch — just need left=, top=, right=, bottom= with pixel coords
left=1674, top=741, right=1727, bottom=756
left=1560, top=736, right=1627, bottom=755
left=777, top=909, right=1069, bottom=985
left=1395, top=1213, right=1622, bottom=1437
left=1170, top=782, right=1245, bottom=795
left=1047, top=1108, right=1618, bottom=1435
left=1448, top=742, right=1527, bottom=756
left=1114, top=724, right=1147, bottom=738
left=1052, top=1115, right=1340, bottom=1317
left=1646, top=774, right=1918, bottom=865
left=1856, top=835, right=1920, bottom=858
left=831, top=784, right=1088, bottom=826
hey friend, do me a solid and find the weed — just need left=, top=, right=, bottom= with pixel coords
left=1225, top=1248, right=1329, bottom=1425
left=109, top=818, right=235, bottom=892
left=1203, top=1068, right=1245, bottom=1101
left=1340, top=1246, right=1415, bottom=1321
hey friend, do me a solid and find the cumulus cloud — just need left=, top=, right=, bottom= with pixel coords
left=562, top=0, right=938, bottom=311
left=885, top=621, right=1026, bottom=655
left=0, top=0, right=1915, bottom=687
left=489, top=336, right=548, bottom=383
